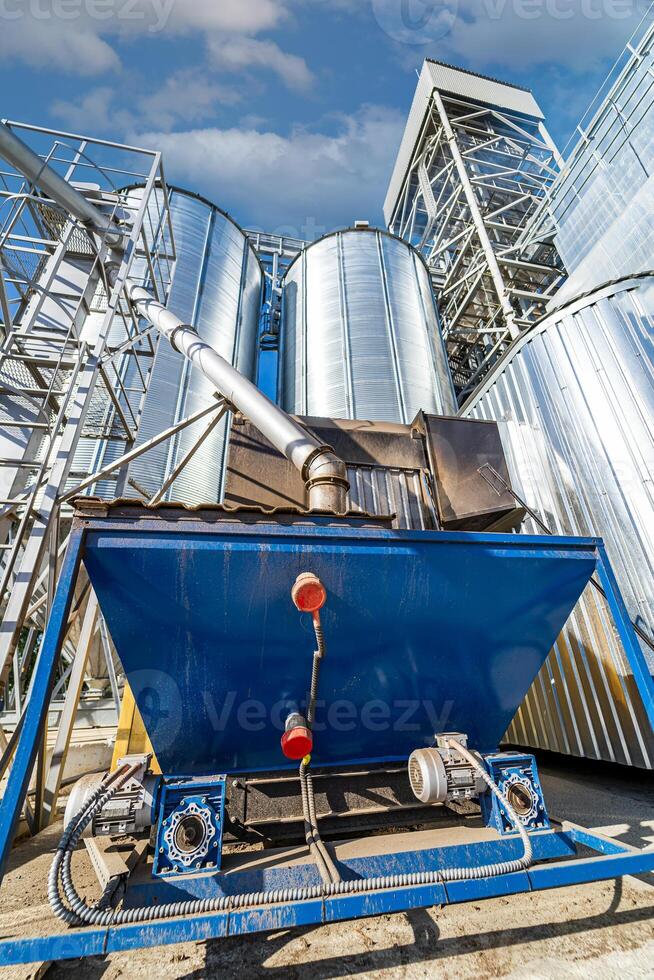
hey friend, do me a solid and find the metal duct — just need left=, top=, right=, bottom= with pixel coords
left=464, top=274, right=654, bottom=768
left=0, top=120, right=347, bottom=509
left=279, top=227, right=456, bottom=422
left=127, top=188, right=264, bottom=504
left=0, top=122, right=125, bottom=248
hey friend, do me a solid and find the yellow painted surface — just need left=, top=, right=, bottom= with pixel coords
left=111, top=683, right=161, bottom=773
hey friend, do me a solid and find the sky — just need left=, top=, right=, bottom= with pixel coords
left=1, top=0, right=651, bottom=238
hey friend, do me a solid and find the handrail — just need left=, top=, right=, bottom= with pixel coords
left=0, top=123, right=349, bottom=513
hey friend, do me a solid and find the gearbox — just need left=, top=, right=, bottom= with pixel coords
left=152, top=775, right=227, bottom=878
left=480, top=752, right=549, bottom=835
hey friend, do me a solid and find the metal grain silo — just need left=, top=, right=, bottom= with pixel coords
left=280, top=227, right=456, bottom=421
left=465, top=274, right=654, bottom=768
left=128, top=187, right=263, bottom=504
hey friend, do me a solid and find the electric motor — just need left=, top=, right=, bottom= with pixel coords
left=65, top=757, right=159, bottom=837
left=408, top=733, right=486, bottom=804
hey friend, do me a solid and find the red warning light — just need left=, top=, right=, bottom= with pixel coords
left=291, top=572, right=326, bottom=613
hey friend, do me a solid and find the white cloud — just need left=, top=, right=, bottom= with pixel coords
left=2, top=0, right=640, bottom=81
left=207, top=35, right=314, bottom=91
left=135, top=105, right=406, bottom=232
left=160, top=0, right=293, bottom=35
left=444, top=0, right=645, bottom=72
left=372, top=0, right=647, bottom=72
left=0, top=0, right=306, bottom=75
left=0, top=19, right=120, bottom=75
left=51, top=70, right=242, bottom=133
left=137, top=71, right=242, bottom=128
left=51, top=87, right=129, bottom=131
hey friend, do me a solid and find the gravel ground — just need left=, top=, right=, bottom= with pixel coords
left=1, top=753, right=652, bottom=980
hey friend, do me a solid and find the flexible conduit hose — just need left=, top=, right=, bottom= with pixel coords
left=298, top=614, right=341, bottom=885
left=49, top=739, right=533, bottom=927
left=307, top=618, right=326, bottom=727
left=48, top=763, right=136, bottom=926
left=298, top=761, right=333, bottom=885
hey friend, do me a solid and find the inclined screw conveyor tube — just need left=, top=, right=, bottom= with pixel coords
left=0, top=123, right=349, bottom=515
left=121, top=283, right=349, bottom=513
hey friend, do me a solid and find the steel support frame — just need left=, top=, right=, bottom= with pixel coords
left=0, top=396, right=233, bottom=829
left=1, top=518, right=654, bottom=891
left=0, top=524, right=84, bottom=875
left=0, top=125, right=178, bottom=801
left=520, top=16, right=654, bottom=264
left=0, top=123, right=174, bottom=618
left=39, top=591, right=99, bottom=827
left=59, top=396, right=228, bottom=504
left=245, top=227, right=306, bottom=352
left=389, top=91, right=564, bottom=401
left=432, top=92, right=520, bottom=343
left=0, top=391, right=251, bottom=835
left=1, top=820, right=654, bottom=965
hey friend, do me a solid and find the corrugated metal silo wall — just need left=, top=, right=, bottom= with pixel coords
left=280, top=228, right=456, bottom=422
left=465, top=275, right=654, bottom=767
left=128, top=188, right=263, bottom=504
left=70, top=184, right=171, bottom=498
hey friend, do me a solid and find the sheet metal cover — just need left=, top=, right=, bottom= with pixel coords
left=82, top=522, right=597, bottom=774
left=224, top=415, right=426, bottom=511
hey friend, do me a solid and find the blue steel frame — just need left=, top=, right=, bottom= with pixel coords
left=0, top=518, right=653, bottom=965
left=1, top=821, right=654, bottom=966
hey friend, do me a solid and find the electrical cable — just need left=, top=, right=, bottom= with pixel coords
left=299, top=612, right=340, bottom=884
left=49, top=739, right=532, bottom=927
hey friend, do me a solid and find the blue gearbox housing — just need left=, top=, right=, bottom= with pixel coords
left=153, top=775, right=226, bottom=878
left=480, top=752, right=549, bottom=835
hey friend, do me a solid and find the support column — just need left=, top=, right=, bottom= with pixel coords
left=39, top=592, right=99, bottom=828
left=0, top=527, right=84, bottom=882
left=432, top=92, right=519, bottom=341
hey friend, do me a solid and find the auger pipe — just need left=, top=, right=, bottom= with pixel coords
left=124, top=283, right=349, bottom=512
left=0, top=122, right=125, bottom=249
left=0, top=122, right=349, bottom=512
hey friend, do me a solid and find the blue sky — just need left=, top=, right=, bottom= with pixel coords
left=1, top=0, right=650, bottom=237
